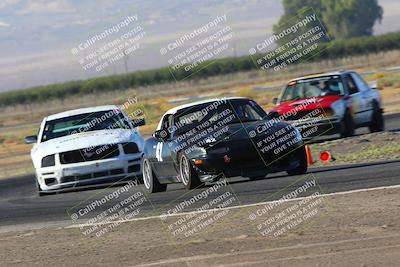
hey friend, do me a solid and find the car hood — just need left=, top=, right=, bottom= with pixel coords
left=270, top=95, right=342, bottom=115
left=227, top=120, right=293, bottom=139
left=183, top=120, right=300, bottom=160
left=196, top=120, right=294, bottom=144
left=34, top=129, right=142, bottom=156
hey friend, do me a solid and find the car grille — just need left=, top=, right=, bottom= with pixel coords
left=61, top=168, right=125, bottom=183
left=60, top=144, right=120, bottom=164
left=279, top=109, right=324, bottom=121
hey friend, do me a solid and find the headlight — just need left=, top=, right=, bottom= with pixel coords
left=41, top=154, right=55, bottom=167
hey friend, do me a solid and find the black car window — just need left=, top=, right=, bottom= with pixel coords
left=232, top=101, right=264, bottom=122
left=351, top=73, right=369, bottom=92
left=176, top=110, right=207, bottom=127
left=281, top=76, right=345, bottom=102
left=41, top=110, right=130, bottom=142
left=174, top=104, right=222, bottom=135
left=173, top=100, right=267, bottom=136
left=160, top=114, right=172, bottom=130
left=345, top=75, right=359, bottom=94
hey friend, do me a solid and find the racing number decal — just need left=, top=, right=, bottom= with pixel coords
left=156, top=142, right=163, bottom=162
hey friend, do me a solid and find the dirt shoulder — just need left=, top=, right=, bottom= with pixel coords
left=1, top=186, right=399, bottom=266
left=309, top=132, right=400, bottom=166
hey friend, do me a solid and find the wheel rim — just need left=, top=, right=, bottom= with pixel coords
left=180, top=156, right=190, bottom=186
left=143, top=159, right=152, bottom=189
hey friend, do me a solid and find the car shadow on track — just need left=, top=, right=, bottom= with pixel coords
left=199, top=160, right=400, bottom=189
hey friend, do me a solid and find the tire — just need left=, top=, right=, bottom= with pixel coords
left=36, top=180, right=56, bottom=196
left=36, top=180, right=45, bottom=197
left=340, top=111, right=355, bottom=138
left=369, top=106, right=384, bottom=133
left=179, top=154, right=202, bottom=190
left=287, top=146, right=308, bottom=176
left=142, top=158, right=167, bottom=193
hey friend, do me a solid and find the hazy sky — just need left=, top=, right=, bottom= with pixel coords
left=0, top=0, right=399, bottom=92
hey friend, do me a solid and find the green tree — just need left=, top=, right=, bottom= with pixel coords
left=279, top=0, right=324, bottom=17
left=322, top=0, right=383, bottom=39
left=274, top=0, right=383, bottom=41
left=272, top=0, right=326, bottom=46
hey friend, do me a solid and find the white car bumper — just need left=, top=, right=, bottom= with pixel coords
left=36, top=154, right=143, bottom=191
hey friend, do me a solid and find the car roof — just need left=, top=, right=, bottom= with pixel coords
left=163, top=97, right=249, bottom=115
left=156, top=97, right=250, bottom=130
left=46, top=105, right=120, bottom=121
left=290, top=70, right=350, bottom=82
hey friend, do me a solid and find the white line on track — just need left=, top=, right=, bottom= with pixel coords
left=134, top=234, right=400, bottom=267
left=67, top=183, right=400, bottom=228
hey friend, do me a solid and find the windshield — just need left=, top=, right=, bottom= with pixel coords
left=281, top=76, right=345, bottom=102
left=41, top=110, right=131, bottom=142
left=173, top=100, right=266, bottom=135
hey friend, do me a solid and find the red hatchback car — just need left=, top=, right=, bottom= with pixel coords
left=269, top=70, right=384, bottom=139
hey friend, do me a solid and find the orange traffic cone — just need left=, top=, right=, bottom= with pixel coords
left=305, top=145, right=314, bottom=166
left=320, top=150, right=336, bottom=164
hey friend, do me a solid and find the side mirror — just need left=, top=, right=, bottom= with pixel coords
left=153, top=130, right=169, bottom=140
left=25, top=135, right=38, bottom=144
left=131, top=118, right=145, bottom=128
left=272, top=98, right=279, bottom=105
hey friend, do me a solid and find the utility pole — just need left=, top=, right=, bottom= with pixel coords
left=123, top=42, right=129, bottom=73
left=232, top=43, right=237, bottom=57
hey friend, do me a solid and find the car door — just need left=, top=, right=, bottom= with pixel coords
left=343, top=74, right=367, bottom=126
left=350, top=73, right=374, bottom=123
left=152, top=115, right=177, bottom=179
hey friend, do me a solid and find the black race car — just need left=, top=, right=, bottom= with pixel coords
left=142, top=97, right=307, bottom=193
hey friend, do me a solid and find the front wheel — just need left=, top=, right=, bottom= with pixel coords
left=340, top=111, right=355, bottom=138
left=143, top=158, right=167, bottom=193
left=36, top=180, right=56, bottom=197
left=369, top=107, right=384, bottom=133
left=287, top=146, right=308, bottom=176
left=179, top=154, right=203, bottom=190
left=36, top=180, right=45, bottom=197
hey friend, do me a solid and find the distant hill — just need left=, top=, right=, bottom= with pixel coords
left=0, top=0, right=399, bottom=92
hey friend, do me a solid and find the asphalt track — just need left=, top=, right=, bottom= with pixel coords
left=0, top=113, right=399, bottom=229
